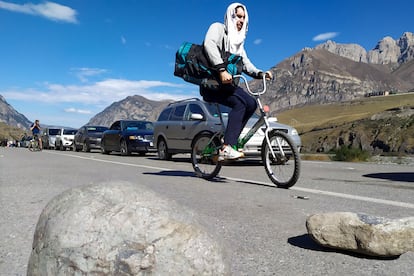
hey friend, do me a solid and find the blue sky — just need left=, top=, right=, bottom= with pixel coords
left=0, top=0, right=412, bottom=128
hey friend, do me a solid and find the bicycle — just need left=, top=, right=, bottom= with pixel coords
left=190, top=74, right=301, bottom=188
left=28, top=136, right=42, bottom=152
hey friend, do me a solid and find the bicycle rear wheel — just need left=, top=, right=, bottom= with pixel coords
left=28, top=140, right=40, bottom=151
left=191, top=133, right=222, bottom=180
left=261, top=131, right=300, bottom=188
left=28, top=141, right=34, bottom=151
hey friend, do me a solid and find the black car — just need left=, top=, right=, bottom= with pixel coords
left=100, top=120, right=154, bottom=156
left=73, top=125, right=108, bottom=152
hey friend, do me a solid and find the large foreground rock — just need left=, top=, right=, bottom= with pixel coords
left=27, top=182, right=228, bottom=275
left=306, top=212, right=414, bottom=257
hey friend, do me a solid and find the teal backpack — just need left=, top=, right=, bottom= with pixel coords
left=174, top=42, right=243, bottom=88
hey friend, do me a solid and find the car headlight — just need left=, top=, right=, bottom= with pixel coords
left=128, top=135, right=143, bottom=140
left=291, top=129, right=299, bottom=136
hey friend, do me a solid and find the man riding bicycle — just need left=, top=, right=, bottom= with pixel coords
left=201, top=2, right=272, bottom=161
left=30, top=119, right=43, bottom=150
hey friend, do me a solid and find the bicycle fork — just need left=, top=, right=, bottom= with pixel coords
left=255, top=97, right=288, bottom=162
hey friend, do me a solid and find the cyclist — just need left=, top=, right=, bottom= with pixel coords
left=201, top=2, right=272, bottom=160
left=30, top=119, right=42, bottom=150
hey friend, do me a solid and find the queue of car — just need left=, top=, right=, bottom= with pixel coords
left=26, top=98, right=301, bottom=159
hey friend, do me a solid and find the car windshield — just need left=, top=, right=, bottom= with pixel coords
left=63, top=129, right=77, bottom=135
left=49, top=129, right=60, bottom=135
left=125, top=121, right=153, bottom=131
left=87, top=126, right=108, bottom=133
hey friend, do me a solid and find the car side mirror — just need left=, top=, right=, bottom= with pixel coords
left=190, top=113, right=204, bottom=120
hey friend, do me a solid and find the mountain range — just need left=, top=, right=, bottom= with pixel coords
left=1, top=32, right=413, bottom=144
left=253, top=32, right=414, bottom=116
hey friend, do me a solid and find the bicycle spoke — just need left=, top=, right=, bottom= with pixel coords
left=191, top=133, right=222, bottom=180
left=262, top=132, right=300, bottom=188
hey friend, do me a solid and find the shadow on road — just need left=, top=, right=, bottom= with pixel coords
left=146, top=157, right=190, bottom=163
left=143, top=170, right=279, bottom=186
left=363, top=172, right=414, bottom=183
left=143, top=170, right=195, bottom=177
left=142, top=170, right=228, bottom=182
left=288, top=234, right=400, bottom=260
left=146, top=156, right=262, bottom=167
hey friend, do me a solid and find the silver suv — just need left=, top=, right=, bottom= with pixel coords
left=41, top=127, right=60, bottom=149
left=153, top=98, right=301, bottom=160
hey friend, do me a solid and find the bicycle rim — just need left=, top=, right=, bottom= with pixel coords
left=262, top=132, right=300, bottom=188
left=28, top=141, right=38, bottom=151
left=191, top=133, right=222, bottom=180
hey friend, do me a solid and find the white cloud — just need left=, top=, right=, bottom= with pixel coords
left=121, top=36, right=126, bottom=45
left=71, top=67, right=108, bottom=83
left=312, top=32, right=339, bottom=41
left=1, top=78, right=195, bottom=106
left=0, top=1, right=78, bottom=23
left=253, top=39, right=262, bottom=45
left=64, top=108, right=92, bottom=114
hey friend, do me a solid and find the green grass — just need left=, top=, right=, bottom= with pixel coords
left=275, top=93, right=414, bottom=156
left=330, top=146, right=371, bottom=162
left=276, top=93, right=414, bottom=134
left=0, top=122, right=26, bottom=142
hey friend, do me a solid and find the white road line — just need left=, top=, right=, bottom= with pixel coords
left=48, top=151, right=414, bottom=209
left=219, top=176, right=414, bottom=209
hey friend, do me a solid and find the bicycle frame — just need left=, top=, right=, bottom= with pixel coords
left=192, top=74, right=301, bottom=186
left=200, top=74, right=289, bottom=161
left=233, top=75, right=286, bottom=161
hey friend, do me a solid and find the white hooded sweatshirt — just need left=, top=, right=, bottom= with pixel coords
left=203, top=2, right=261, bottom=77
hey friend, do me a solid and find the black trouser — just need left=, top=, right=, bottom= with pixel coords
left=201, top=85, right=257, bottom=146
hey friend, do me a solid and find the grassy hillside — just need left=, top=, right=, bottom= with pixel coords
left=276, top=93, right=414, bottom=155
left=276, top=93, right=414, bottom=132
left=0, top=122, right=26, bottom=145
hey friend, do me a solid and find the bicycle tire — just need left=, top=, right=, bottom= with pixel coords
left=261, top=131, right=300, bottom=188
left=191, top=133, right=222, bottom=180
left=28, top=141, right=34, bottom=151
left=28, top=140, right=40, bottom=152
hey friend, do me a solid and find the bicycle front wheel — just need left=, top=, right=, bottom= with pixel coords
left=28, top=141, right=36, bottom=151
left=261, top=131, right=301, bottom=188
left=191, top=133, right=222, bottom=180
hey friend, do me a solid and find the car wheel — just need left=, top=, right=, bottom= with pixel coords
left=60, top=143, right=64, bottom=151
left=54, top=143, right=59, bottom=150
left=100, top=139, right=110, bottom=154
left=82, top=141, right=90, bottom=152
left=73, top=143, right=79, bottom=152
left=157, top=138, right=172, bottom=160
left=120, top=140, right=131, bottom=156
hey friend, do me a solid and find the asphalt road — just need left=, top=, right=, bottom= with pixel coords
left=1, top=147, right=413, bottom=275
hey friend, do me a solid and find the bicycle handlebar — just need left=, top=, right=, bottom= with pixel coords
left=233, top=74, right=267, bottom=96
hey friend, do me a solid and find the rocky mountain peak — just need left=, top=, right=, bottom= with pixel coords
left=367, top=36, right=400, bottom=64
left=315, top=40, right=368, bottom=63
left=0, top=95, right=32, bottom=129
left=87, top=95, right=172, bottom=127
left=316, top=32, right=414, bottom=66
left=398, top=32, right=414, bottom=63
